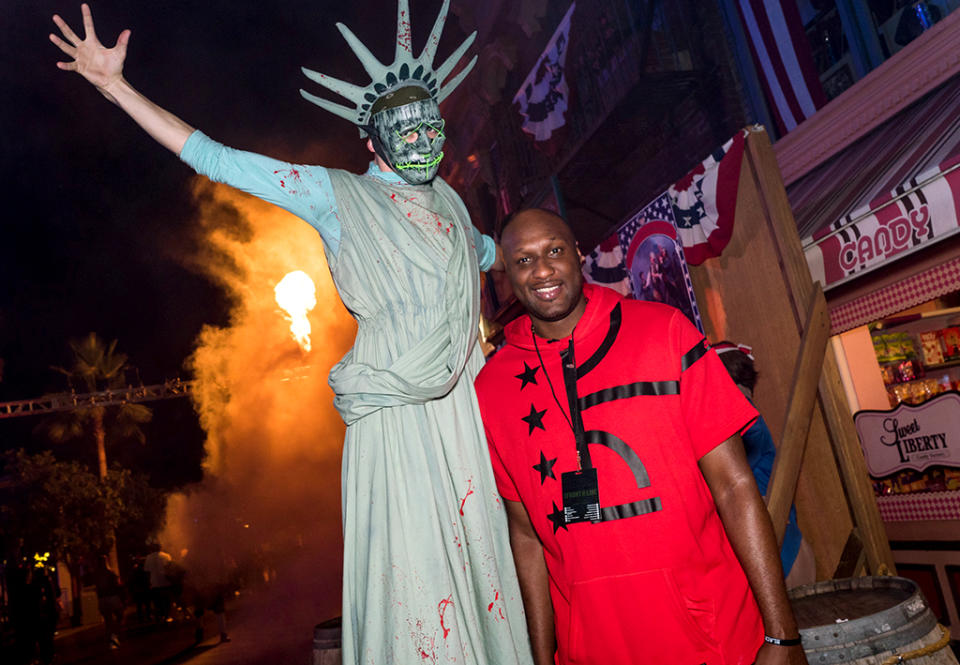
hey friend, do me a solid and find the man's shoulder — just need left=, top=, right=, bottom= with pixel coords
left=616, top=299, right=684, bottom=338
left=619, top=297, right=678, bottom=319
left=476, top=345, right=527, bottom=399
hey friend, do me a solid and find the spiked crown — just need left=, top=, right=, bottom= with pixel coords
left=300, top=0, right=478, bottom=127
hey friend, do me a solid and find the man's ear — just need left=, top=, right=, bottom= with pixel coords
left=366, top=138, right=375, bottom=154
left=578, top=245, right=585, bottom=265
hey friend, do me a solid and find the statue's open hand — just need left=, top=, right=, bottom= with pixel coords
left=51, top=3, right=129, bottom=96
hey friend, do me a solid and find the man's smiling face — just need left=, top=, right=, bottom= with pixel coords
left=502, top=209, right=586, bottom=339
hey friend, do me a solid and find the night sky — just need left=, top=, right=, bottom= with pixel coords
left=1, top=1, right=472, bottom=460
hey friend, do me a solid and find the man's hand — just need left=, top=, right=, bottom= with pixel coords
left=51, top=4, right=130, bottom=101
left=504, top=499, right=555, bottom=665
left=49, top=3, right=195, bottom=154
left=755, top=642, right=807, bottom=664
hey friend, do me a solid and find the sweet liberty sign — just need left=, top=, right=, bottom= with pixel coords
left=854, top=392, right=960, bottom=477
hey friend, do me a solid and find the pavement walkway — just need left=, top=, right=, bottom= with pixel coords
left=52, top=581, right=337, bottom=665
left=54, top=612, right=199, bottom=665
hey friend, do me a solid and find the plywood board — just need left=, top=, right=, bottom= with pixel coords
left=689, top=126, right=894, bottom=577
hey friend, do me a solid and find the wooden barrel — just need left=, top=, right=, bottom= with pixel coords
left=789, top=576, right=957, bottom=664
left=312, top=616, right=342, bottom=665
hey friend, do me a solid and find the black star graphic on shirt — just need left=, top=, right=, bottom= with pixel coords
left=521, top=404, right=547, bottom=435
left=547, top=501, right=568, bottom=533
left=532, top=451, right=557, bottom=484
left=514, top=362, right=540, bottom=390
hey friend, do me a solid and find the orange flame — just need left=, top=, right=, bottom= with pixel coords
left=274, top=270, right=317, bottom=352
left=162, top=177, right=356, bottom=623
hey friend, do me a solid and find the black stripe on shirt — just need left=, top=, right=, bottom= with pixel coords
left=601, top=497, right=663, bottom=521
left=681, top=337, right=709, bottom=371
left=577, top=303, right=622, bottom=378
left=578, top=381, right=680, bottom=411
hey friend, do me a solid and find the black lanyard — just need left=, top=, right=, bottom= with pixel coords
left=532, top=329, right=592, bottom=471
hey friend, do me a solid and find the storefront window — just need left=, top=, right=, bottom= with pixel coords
left=867, top=0, right=960, bottom=58
left=872, top=315, right=960, bottom=408
left=866, top=303, right=960, bottom=496
left=797, top=0, right=855, bottom=100
left=794, top=0, right=958, bottom=101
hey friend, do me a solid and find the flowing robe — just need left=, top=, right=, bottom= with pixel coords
left=181, top=132, right=532, bottom=665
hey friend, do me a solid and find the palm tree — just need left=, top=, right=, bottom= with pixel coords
left=45, top=333, right=152, bottom=479
left=38, top=333, right=153, bottom=574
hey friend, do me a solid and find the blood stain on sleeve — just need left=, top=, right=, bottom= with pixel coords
left=273, top=167, right=306, bottom=195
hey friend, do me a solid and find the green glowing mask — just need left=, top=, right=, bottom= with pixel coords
left=371, top=98, right=446, bottom=185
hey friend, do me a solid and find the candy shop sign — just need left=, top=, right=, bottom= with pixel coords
left=836, top=206, right=929, bottom=272
left=855, top=392, right=960, bottom=477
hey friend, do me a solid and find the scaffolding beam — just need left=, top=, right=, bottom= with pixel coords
left=0, top=379, right=194, bottom=419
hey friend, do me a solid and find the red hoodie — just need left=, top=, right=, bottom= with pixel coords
left=475, top=284, right=763, bottom=665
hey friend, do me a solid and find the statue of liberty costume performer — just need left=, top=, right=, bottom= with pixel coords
left=180, top=2, right=533, bottom=663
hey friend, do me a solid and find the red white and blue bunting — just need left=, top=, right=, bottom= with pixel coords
left=584, top=192, right=703, bottom=331
left=668, top=129, right=748, bottom=266
left=582, top=130, right=749, bottom=331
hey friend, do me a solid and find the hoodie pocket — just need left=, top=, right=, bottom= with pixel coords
left=565, top=568, right=720, bottom=665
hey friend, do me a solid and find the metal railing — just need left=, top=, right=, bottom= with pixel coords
left=0, top=379, right=194, bottom=419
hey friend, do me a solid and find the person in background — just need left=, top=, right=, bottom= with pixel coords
left=143, top=543, right=173, bottom=622
left=93, top=554, right=125, bottom=648
left=31, top=564, right=60, bottom=665
left=128, top=556, right=151, bottom=622
left=714, top=342, right=816, bottom=588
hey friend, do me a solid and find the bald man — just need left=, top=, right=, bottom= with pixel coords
left=474, top=209, right=807, bottom=665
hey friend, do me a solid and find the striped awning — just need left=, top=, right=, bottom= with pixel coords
left=829, top=256, right=960, bottom=333
left=788, top=73, right=960, bottom=290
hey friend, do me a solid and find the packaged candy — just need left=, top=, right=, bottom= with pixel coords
left=927, top=468, right=948, bottom=492
left=892, top=383, right=911, bottom=404
left=946, top=468, right=960, bottom=491
left=886, top=387, right=898, bottom=407
left=880, top=364, right=897, bottom=385
left=939, top=374, right=953, bottom=392
left=942, top=327, right=960, bottom=359
left=884, top=334, right=905, bottom=361
left=872, top=334, right=889, bottom=363
left=899, top=332, right=916, bottom=359
left=897, top=358, right=922, bottom=383
left=919, top=331, right=945, bottom=365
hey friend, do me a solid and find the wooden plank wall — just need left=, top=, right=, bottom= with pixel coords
left=688, top=127, right=897, bottom=578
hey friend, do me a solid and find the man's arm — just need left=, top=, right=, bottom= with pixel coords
left=51, top=4, right=194, bottom=154
left=699, top=436, right=808, bottom=665
left=504, top=499, right=555, bottom=665
left=51, top=5, right=343, bottom=250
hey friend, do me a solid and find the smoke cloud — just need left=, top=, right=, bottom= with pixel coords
left=162, top=177, right=356, bottom=627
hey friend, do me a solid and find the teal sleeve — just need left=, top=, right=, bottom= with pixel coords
left=179, top=131, right=341, bottom=255
left=472, top=228, right=496, bottom=272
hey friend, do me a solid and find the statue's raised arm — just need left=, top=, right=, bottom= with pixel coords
left=51, top=3, right=195, bottom=154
